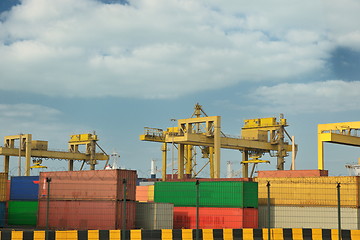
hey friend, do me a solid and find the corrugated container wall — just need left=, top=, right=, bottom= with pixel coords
left=0, top=173, right=8, bottom=202
left=38, top=169, right=137, bottom=201
left=173, top=207, right=258, bottom=229
left=155, top=181, right=258, bottom=208
left=8, top=200, right=38, bottom=225
left=0, top=202, right=6, bottom=227
left=37, top=200, right=136, bottom=230
left=258, top=205, right=360, bottom=230
left=135, top=202, right=173, bottom=229
left=257, top=170, right=328, bottom=178
left=136, top=186, right=149, bottom=202
left=10, top=176, right=39, bottom=200
left=256, top=176, right=360, bottom=207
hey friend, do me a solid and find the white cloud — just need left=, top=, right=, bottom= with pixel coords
left=0, top=104, right=89, bottom=148
left=249, top=80, right=360, bottom=113
left=0, top=0, right=358, bottom=98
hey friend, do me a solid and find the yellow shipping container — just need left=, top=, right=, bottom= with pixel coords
left=255, top=176, right=360, bottom=207
left=0, top=172, right=8, bottom=202
left=148, top=185, right=154, bottom=202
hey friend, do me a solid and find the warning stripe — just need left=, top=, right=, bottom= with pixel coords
left=0, top=229, right=356, bottom=240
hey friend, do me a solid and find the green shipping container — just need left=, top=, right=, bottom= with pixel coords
left=8, top=201, right=38, bottom=225
left=154, top=181, right=258, bottom=208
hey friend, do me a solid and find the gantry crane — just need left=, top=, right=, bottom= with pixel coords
left=140, top=103, right=297, bottom=180
left=318, top=121, right=360, bottom=170
left=1, top=133, right=109, bottom=176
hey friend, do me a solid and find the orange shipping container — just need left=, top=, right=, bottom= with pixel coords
left=39, top=170, right=137, bottom=201
left=37, top=200, right=136, bottom=230
left=173, top=207, right=258, bottom=229
left=136, top=186, right=149, bottom=202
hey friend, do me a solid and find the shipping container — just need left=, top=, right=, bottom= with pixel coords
left=0, top=173, right=8, bottom=202
left=38, top=169, right=137, bottom=201
left=136, top=186, right=150, bottom=202
left=155, top=181, right=258, bottom=208
left=37, top=200, right=136, bottom=230
left=10, top=176, right=39, bottom=200
left=256, top=176, right=360, bottom=207
left=8, top=200, right=38, bottom=225
left=136, top=202, right=173, bottom=229
left=166, top=178, right=253, bottom=182
left=258, top=205, right=360, bottom=230
left=0, top=202, right=6, bottom=227
left=173, top=207, right=258, bottom=229
left=148, top=185, right=154, bottom=202
left=257, top=170, right=328, bottom=178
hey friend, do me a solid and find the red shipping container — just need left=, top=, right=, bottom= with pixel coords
left=37, top=200, right=136, bottom=230
left=38, top=169, right=137, bottom=201
left=257, top=170, right=328, bottom=178
left=173, top=207, right=258, bottom=229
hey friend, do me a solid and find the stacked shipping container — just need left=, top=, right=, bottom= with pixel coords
left=37, top=169, right=137, bottom=230
left=154, top=180, right=258, bottom=229
left=256, top=175, right=360, bottom=229
left=0, top=173, right=7, bottom=227
left=8, top=176, right=39, bottom=226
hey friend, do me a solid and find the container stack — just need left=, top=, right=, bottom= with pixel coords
left=8, top=176, right=39, bottom=226
left=256, top=175, right=360, bottom=229
left=37, top=169, right=137, bottom=230
left=154, top=180, right=258, bottom=229
left=0, top=173, right=7, bottom=227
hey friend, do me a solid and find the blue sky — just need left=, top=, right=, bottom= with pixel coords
left=0, top=0, right=359, bottom=177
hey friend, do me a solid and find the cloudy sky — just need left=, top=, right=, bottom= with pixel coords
left=0, top=0, right=359, bottom=177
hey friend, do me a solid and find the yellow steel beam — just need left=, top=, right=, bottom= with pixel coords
left=0, top=147, right=108, bottom=160
left=318, top=122, right=360, bottom=132
left=320, top=132, right=360, bottom=146
left=139, top=135, right=165, bottom=142
left=163, top=133, right=293, bottom=151
left=318, top=121, right=360, bottom=170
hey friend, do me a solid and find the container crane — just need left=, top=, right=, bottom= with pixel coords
left=1, top=133, right=108, bottom=176
left=140, top=103, right=297, bottom=180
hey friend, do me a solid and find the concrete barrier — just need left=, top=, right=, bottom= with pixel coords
left=1, top=228, right=360, bottom=240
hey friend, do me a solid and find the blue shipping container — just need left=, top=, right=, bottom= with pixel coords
left=0, top=202, right=5, bottom=227
left=10, top=176, right=39, bottom=200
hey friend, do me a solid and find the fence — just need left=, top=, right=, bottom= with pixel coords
left=3, top=172, right=360, bottom=239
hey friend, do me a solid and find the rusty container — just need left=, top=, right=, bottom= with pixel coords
left=38, top=169, right=137, bottom=201
left=37, top=200, right=136, bottom=230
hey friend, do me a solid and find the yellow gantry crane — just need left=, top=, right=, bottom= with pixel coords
left=1, top=133, right=109, bottom=176
left=318, top=121, right=360, bottom=170
left=140, top=103, right=297, bottom=180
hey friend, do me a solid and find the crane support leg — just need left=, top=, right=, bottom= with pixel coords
left=162, top=143, right=167, bottom=181
left=178, top=144, right=185, bottom=179
left=242, top=151, right=249, bottom=178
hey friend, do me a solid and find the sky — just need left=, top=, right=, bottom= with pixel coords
left=0, top=0, right=360, bottom=178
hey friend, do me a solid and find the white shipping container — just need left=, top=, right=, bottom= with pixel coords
left=135, top=202, right=173, bottom=229
left=258, top=205, right=360, bottom=230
